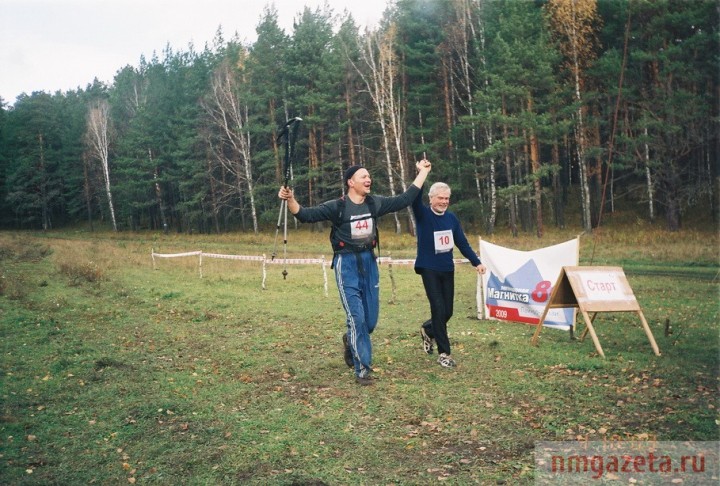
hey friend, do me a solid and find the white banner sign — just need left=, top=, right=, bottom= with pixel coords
left=479, top=239, right=579, bottom=330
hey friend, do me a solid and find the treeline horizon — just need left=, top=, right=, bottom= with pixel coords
left=0, top=0, right=718, bottom=236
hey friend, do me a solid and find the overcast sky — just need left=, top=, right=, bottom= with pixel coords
left=0, top=0, right=388, bottom=105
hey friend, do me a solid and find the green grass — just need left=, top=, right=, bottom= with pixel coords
left=1, top=227, right=718, bottom=484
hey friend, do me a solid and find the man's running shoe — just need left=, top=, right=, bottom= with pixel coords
left=342, top=334, right=353, bottom=368
left=421, top=327, right=434, bottom=355
left=437, top=353, right=456, bottom=368
left=355, top=375, right=375, bottom=386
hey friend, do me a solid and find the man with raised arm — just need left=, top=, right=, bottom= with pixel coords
left=279, top=160, right=432, bottom=385
left=411, top=181, right=486, bottom=368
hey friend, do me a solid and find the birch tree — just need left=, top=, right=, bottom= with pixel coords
left=447, top=0, right=498, bottom=232
left=354, top=24, right=406, bottom=233
left=545, top=0, right=601, bottom=232
left=642, top=126, right=655, bottom=221
left=204, top=57, right=259, bottom=233
left=627, top=0, right=714, bottom=231
left=85, top=99, right=118, bottom=231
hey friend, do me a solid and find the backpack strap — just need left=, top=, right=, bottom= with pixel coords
left=366, top=196, right=380, bottom=257
left=329, top=196, right=344, bottom=253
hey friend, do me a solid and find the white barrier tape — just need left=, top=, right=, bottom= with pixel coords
left=378, top=258, right=415, bottom=265
left=152, top=252, right=472, bottom=266
left=151, top=251, right=326, bottom=266
left=202, top=253, right=265, bottom=261
left=151, top=249, right=474, bottom=300
left=378, top=257, right=470, bottom=265
left=152, top=251, right=202, bottom=258
left=265, top=258, right=325, bottom=265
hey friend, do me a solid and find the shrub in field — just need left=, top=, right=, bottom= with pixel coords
left=0, top=237, right=53, bottom=298
left=0, top=238, right=52, bottom=262
left=57, top=260, right=104, bottom=285
left=0, top=272, right=29, bottom=300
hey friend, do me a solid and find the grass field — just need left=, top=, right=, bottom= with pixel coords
left=1, top=224, right=718, bottom=484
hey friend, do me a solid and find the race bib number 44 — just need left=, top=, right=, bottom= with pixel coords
left=434, top=229, right=454, bottom=253
left=351, top=214, right=374, bottom=240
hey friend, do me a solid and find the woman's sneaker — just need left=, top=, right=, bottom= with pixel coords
left=437, top=353, right=456, bottom=368
left=421, top=327, right=434, bottom=354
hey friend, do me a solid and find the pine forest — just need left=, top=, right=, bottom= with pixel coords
left=0, top=0, right=717, bottom=236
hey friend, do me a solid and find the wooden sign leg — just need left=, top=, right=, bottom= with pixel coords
left=580, top=309, right=605, bottom=358
left=531, top=304, right=553, bottom=346
left=531, top=268, right=569, bottom=347
left=579, top=312, right=598, bottom=342
left=637, top=310, right=661, bottom=356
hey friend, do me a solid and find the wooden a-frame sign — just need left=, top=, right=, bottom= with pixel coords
left=531, top=266, right=661, bottom=358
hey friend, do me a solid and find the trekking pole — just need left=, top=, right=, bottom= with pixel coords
left=282, top=189, right=289, bottom=279
left=271, top=117, right=302, bottom=279
left=418, top=108, right=427, bottom=160
left=272, top=199, right=286, bottom=258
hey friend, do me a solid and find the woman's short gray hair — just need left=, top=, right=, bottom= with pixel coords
left=428, top=182, right=451, bottom=198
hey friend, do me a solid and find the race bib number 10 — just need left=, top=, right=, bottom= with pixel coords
left=434, top=229, right=454, bottom=253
